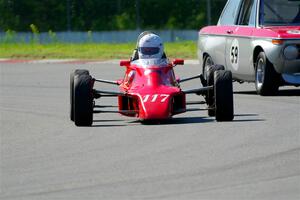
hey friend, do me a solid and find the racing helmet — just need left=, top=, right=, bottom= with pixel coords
left=138, top=33, right=164, bottom=59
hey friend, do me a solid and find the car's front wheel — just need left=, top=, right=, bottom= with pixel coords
left=74, top=74, right=94, bottom=126
left=255, top=52, right=280, bottom=95
left=70, top=69, right=89, bottom=121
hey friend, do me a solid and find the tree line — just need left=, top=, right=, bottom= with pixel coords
left=0, top=0, right=227, bottom=32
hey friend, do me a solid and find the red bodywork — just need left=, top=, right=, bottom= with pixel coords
left=117, top=60, right=186, bottom=120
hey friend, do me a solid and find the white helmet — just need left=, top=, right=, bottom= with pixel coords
left=138, top=33, right=164, bottom=59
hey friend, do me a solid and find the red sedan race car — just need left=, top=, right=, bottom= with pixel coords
left=70, top=32, right=234, bottom=126
left=198, top=0, right=300, bottom=95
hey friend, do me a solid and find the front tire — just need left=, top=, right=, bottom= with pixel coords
left=74, top=74, right=94, bottom=126
left=70, top=69, right=89, bottom=121
left=255, top=52, right=280, bottom=95
left=214, top=70, right=234, bottom=121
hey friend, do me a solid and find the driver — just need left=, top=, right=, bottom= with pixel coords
left=131, top=31, right=166, bottom=61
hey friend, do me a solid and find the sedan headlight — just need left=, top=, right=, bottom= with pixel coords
left=283, top=45, right=298, bottom=60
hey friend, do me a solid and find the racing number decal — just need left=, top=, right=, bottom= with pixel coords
left=230, top=39, right=239, bottom=70
left=230, top=46, right=238, bottom=64
left=143, top=94, right=169, bottom=103
left=160, top=94, right=169, bottom=102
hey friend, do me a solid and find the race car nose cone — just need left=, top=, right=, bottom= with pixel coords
left=145, top=70, right=163, bottom=87
left=138, top=91, right=172, bottom=120
left=141, top=100, right=171, bottom=120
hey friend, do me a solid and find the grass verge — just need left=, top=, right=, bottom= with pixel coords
left=0, top=41, right=197, bottom=60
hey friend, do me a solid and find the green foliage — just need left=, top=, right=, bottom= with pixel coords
left=0, top=0, right=227, bottom=31
left=48, top=30, right=57, bottom=43
left=87, top=30, right=93, bottom=42
left=114, top=13, right=135, bottom=30
left=30, top=24, right=39, bottom=43
left=1, top=29, right=16, bottom=43
left=30, top=24, right=39, bottom=34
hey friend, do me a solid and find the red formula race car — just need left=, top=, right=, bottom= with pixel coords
left=69, top=58, right=234, bottom=126
left=70, top=31, right=233, bottom=126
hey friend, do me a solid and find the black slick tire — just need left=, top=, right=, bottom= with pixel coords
left=206, top=64, right=225, bottom=116
left=214, top=70, right=234, bottom=121
left=74, top=74, right=94, bottom=126
left=70, top=69, right=89, bottom=121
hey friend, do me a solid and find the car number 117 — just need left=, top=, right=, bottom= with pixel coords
left=143, top=94, right=169, bottom=103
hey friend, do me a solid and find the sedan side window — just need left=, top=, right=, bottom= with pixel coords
left=218, top=0, right=242, bottom=25
left=238, top=0, right=257, bottom=26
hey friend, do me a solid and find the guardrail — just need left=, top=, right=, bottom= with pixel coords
left=0, top=30, right=198, bottom=43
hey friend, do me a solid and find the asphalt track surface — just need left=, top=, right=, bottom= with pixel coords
left=0, top=62, right=300, bottom=200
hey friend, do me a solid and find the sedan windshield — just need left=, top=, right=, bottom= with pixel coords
left=260, top=0, right=300, bottom=26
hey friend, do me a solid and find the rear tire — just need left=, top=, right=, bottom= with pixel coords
left=214, top=70, right=234, bottom=121
left=255, top=52, right=280, bottom=96
left=206, top=64, right=225, bottom=116
left=74, top=74, right=94, bottom=126
left=70, top=69, right=89, bottom=121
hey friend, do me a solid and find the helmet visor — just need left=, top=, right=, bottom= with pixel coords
left=139, top=47, right=160, bottom=55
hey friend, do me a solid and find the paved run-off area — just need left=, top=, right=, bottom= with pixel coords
left=0, top=62, right=300, bottom=200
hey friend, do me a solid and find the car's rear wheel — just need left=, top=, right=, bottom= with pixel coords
left=206, top=64, right=225, bottom=116
left=74, top=74, right=94, bottom=126
left=255, top=52, right=280, bottom=96
left=214, top=70, right=234, bottom=121
left=70, top=69, right=89, bottom=121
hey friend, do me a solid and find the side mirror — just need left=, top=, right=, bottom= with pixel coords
left=173, top=59, right=184, bottom=66
left=120, top=60, right=131, bottom=67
